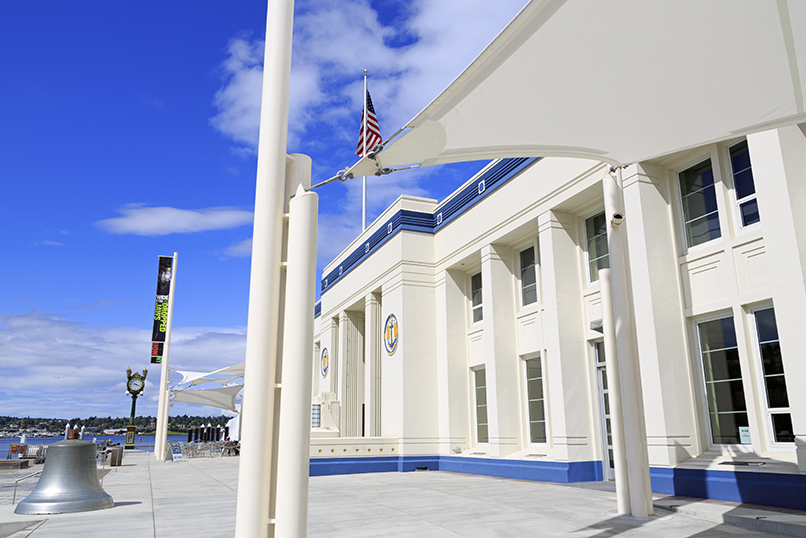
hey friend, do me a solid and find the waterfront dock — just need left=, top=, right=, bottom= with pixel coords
left=2, top=450, right=805, bottom=537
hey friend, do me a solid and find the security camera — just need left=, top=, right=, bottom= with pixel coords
left=611, top=213, right=625, bottom=228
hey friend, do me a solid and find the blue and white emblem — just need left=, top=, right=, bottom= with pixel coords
left=321, top=348, right=329, bottom=378
left=383, top=314, right=399, bottom=355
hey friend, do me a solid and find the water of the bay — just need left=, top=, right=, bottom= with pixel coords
left=0, top=434, right=188, bottom=457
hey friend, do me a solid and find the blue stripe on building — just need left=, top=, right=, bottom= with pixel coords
left=321, top=157, right=540, bottom=294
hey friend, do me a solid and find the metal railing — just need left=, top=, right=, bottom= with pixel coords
left=12, top=470, right=42, bottom=505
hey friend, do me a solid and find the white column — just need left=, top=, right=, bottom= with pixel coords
left=234, top=0, right=295, bottom=535
left=599, top=268, right=630, bottom=515
left=748, top=125, right=806, bottom=470
left=603, top=169, right=652, bottom=518
left=155, top=251, right=178, bottom=461
left=538, top=211, right=592, bottom=462
left=364, top=292, right=381, bottom=437
left=274, top=183, right=318, bottom=538
left=480, top=244, right=520, bottom=457
left=435, top=269, right=470, bottom=454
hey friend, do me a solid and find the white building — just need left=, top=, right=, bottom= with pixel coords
left=309, top=125, right=806, bottom=510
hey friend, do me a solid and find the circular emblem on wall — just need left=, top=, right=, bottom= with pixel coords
left=383, top=314, right=399, bottom=355
left=320, top=348, right=329, bottom=378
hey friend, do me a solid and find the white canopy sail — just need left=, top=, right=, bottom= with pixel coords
left=346, top=0, right=806, bottom=177
left=171, top=384, right=243, bottom=413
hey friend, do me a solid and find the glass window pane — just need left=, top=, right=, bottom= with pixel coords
left=710, top=411, right=749, bottom=445
left=680, top=159, right=721, bottom=247
left=772, top=414, right=795, bottom=443
left=699, top=317, right=748, bottom=445
left=730, top=141, right=756, bottom=199
left=586, top=211, right=609, bottom=282
left=740, top=199, right=760, bottom=226
left=471, top=274, right=482, bottom=307
left=522, top=287, right=537, bottom=306
left=686, top=212, right=722, bottom=247
left=760, top=343, right=784, bottom=376
left=526, top=359, right=542, bottom=379
left=520, top=247, right=537, bottom=306
left=475, top=387, right=486, bottom=407
left=755, top=308, right=779, bottom=342
left=527, top=379, right=543, bottom=401
left=681, top=159, right=715, bottom=195
left=529, top=401, right=545, bottom=422
left=682, top=184, right=719, bottom=219
left=530, top=421, right=546, bottom=444
left=520, top=247, right=535, bottom=272
left=765, top=375, right=790, bottom=409
left=473, top=307, right=483, bottom=323
left=700, top=318, right=738, bottom=351
left=477, top=424, right=488, bottom=444
left=710, top=380, right=747, bottom=412
left=702, top=348, right=742, bottom=383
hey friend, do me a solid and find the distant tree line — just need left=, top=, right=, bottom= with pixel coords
left=0, top=415, right=231, bottom=433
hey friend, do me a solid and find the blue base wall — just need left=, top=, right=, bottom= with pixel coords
left=310, top=456, right=806, bottom=511
left=310, top=455, right=601, bottom=483
left=650, top=467, right=806, bottom=511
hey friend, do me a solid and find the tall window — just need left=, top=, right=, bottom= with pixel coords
left=585, top=212, right=609, bottom=282
left=471, top=272, right=483, bottom=323
left=754, top=307, right=793, bottom=443
left=680, top=158, right=721, bottom=248
left=524, top=356, right=546, bottom=443
left=698, top=317, right=749, bottom=445
left=474, top=368, right=488, bottom=443
left=520, top=247, right=537, bottom=306
left=729, top=140, right=760, bottom=227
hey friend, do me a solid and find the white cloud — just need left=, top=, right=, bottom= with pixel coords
left=209, top=0, right=527, bottom=273
left=33, top=240, right=65, bottom=247
left=0, top=312, right=246, bottom=418
left=95, top=205, right=254, bottom=236
left=222, top=238, right=253, bottom=258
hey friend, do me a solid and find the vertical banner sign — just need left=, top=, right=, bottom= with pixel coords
left=150, top=256, right=173, bottom=364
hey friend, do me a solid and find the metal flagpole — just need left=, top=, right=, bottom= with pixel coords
left=362, top=69, right=368, bottom=231
left=234, top=0, right=295, bottom=535
left=155, top=251, right=178, bottom=461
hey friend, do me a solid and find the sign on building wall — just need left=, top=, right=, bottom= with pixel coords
left=320, top=348, right=329, bottom=378
left=151, top=256, right=173, bottom=364
left=383, top=314, right=398, bottom=355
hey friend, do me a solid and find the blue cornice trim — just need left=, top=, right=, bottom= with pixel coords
left=314, top=301, right=321, bottom=319
left=321, top=157, right=540, bottom=294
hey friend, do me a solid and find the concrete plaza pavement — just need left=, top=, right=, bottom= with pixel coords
left=2, top=450, right=805, bottom=537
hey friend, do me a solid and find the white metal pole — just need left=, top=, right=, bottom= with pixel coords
left=274, top=183, right=318, bottom=538
left=234, top=0, right=295, bottom=535
left=155, top=251, right=178, bottom=461
left=603, top=168, right=653, bottom=518
left=599, top=268, right=630, bottom=515
left=362, top=69, right=368, bottom=231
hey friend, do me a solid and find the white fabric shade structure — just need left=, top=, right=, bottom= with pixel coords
left=170, top=362, right=246, bottom=412
left=171, top=384, right=243, bottom=413
left=346, top=0, right=806, bottom=178
left=173, top=362, right=246, bottom=386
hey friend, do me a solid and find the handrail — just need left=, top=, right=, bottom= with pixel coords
left=12, top=470, right=42, bottom=505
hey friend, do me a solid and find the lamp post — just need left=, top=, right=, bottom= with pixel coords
left=125, top=367, right=148, bottom=450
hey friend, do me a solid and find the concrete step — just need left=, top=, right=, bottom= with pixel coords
left=655, top=495, right=806, bottom=538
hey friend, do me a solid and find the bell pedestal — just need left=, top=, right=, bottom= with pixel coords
left=125, top=424, right=136, bottom=450
left=15, top=439, right=113, bottom=515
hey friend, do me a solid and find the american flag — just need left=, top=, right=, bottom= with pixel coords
left=356, top=90, right=382, bottom=156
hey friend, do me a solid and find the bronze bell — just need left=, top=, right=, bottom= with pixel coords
left=15, top=436, right=114, bottom=514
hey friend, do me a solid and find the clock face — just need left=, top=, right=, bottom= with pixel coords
left=128, top=377, right=144, bottom=392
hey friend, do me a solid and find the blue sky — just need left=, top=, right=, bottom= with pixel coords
left=0, top=0, right=527, bottom=420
